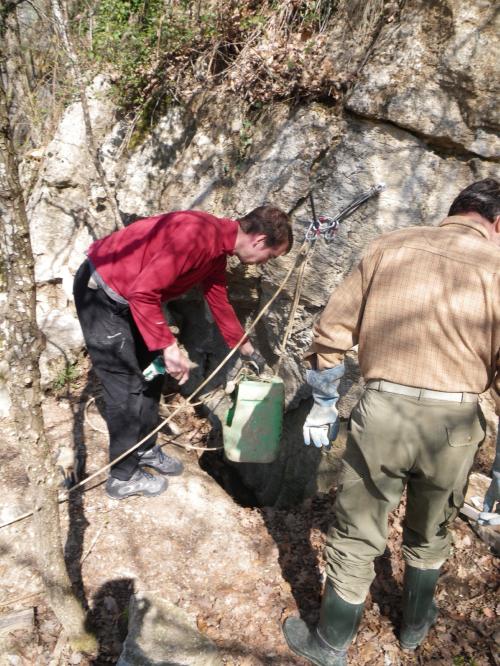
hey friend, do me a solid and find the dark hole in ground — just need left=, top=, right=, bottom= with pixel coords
left=82, top=369, right=261, bottom=509
left=198, top=447, right=260, bottom=508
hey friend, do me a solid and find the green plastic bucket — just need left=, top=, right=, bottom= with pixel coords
left=223, top=376, right=284, bottom=463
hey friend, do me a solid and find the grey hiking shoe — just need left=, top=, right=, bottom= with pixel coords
left=138, top=445, right=184, bottom=476
left=106, top=468, right=167, bottom=500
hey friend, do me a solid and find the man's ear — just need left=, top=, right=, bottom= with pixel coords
left=252, top=233, right=267, bottom=247
left=494, top=215, right=500, bottom=233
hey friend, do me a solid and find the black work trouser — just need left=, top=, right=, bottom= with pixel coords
left=73, top=260, right=163, bottom=480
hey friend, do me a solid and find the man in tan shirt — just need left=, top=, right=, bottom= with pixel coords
left=283, top=179, right=500, bottom=666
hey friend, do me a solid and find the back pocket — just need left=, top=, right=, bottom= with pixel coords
left=446, top=416, right=485, bottom=447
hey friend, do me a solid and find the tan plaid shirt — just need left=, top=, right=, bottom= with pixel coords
left=307, top=216, right=500, bottom=411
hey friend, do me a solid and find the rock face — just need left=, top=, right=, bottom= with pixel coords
left=24, top=76, right=119, bottom=387
left=10, top=2, right=498, bottom=498
left=0, top=397, right=300, bottom=664
left=346, top=0, right=500, bottom=159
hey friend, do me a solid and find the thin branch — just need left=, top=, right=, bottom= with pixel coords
left=80, top=520, right=109, bottom=564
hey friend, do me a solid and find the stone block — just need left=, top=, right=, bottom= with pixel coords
left=117, top=594, right=222, bottom=666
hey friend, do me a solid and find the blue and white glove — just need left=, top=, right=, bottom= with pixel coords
left=303, top=364, right=344, bottom=448
left=478, top=426, right=500, bottom=526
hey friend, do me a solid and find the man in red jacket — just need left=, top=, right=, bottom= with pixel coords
left=73, top=206, right=292, bottom=499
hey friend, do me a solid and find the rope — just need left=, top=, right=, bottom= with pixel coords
left=277, top=185, right=385, bottom=368
left=1, top=184, right=384, bottom=531
left=276, top=190, right=320, bottom=372
left=276, top=243, right=317, bottom=372
left=84, top=396, right=108, bottom=434
left=163, top=437, right=223, bottom=452
left=0, top=239, right=308, bottom=531
left=85, top=393, right=208, bottom=436
left=84, top=397, right=222, bottom=451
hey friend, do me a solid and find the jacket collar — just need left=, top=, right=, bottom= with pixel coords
left=221, top=218, right=239, bottom=254
left=439, top=215, right=490, bottom=240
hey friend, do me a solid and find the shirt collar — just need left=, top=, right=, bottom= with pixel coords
left=221, top=218, right=239, bottom=255
left=439, top=215, right=490, bottom=240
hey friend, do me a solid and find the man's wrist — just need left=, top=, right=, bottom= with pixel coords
left=306, top=364, right=345, bottom=397
left=163, top=341, right=179, bottom=356
left=239, top=340, right=254, bottom=356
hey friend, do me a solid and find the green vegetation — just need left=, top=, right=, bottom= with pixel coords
left=238, top=119, right=254, bottom=159
left=53, top=361, right=80, bottom=391
left=4, top=0, right=400, bottom=156
left=453, top=657, right=479, bottom=666
left=88, top=0, right=229, bottom=107
left=77, top=0, right=349, bottom=111
left=91, top=0, right=217, bottom=101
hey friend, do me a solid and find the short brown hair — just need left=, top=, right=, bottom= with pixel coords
left=448, top=178, right=500, bottom=222
left=238, top=206, right=293, bottom=252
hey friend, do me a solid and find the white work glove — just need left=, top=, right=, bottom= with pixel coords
left=478, top=426, right=500, bottom=526
left=303, top=365, right=344, bottom=448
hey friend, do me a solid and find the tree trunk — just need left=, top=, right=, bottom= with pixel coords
left=0, top=6, right=97, bottom=653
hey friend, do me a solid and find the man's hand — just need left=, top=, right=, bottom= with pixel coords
left=163, top=343, right=191, bottom=385
left=224, top=345, right=267, bottom=393
left=303, top=365, right=344, bottom=449
left=241, top=348, right=266, bottom=375
left=478, top=426, right=500, bottom=525
left=303, top=396, right=340, bottom=447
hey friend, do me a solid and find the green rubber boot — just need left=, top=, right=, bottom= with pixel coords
left=400, top=565, right=440, bottom=650
left=282, top=580, right=364, bottom=666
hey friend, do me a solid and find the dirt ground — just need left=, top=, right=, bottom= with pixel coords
left=0, top=366, right=498, bottom=666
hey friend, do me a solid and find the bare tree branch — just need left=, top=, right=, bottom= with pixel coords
left=0, top=3, right=98, bottom=653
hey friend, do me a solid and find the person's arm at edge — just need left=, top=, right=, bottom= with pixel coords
left=304, top=245, right=381, bottom=369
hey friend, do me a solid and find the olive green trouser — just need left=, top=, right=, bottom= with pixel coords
left=326, top=388, right=485, bottom=604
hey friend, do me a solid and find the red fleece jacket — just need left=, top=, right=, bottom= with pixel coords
left=87, top=210, right=245, bottom=351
